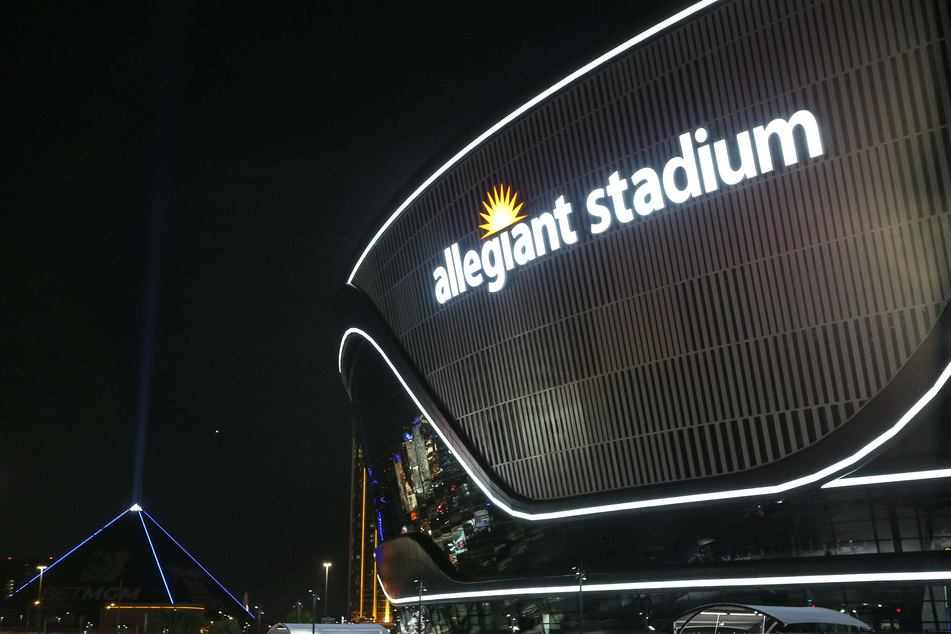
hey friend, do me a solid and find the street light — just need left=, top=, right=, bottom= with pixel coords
left=322, top=563, right=332, bottom=619
left=36, top=566, right=48, bottom=627
left=573, top=563, right=587, bottom=634
left=308, top=589, right=318, bottom=634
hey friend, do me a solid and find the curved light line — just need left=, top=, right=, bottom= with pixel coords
left=339, top=327, right=504, bottom=512
left=142, top=510, right=254, bottom=618
left=823, top=468, right=951, bottom=488
left=138, top=510, right=175, bottom=603
left=378, top=571, right=951, bottom=605
left=340, top=327, right=951, bottom=521
left=346, top=0, right=722, bottom=285
left=10, top=509, right=130, bottom=597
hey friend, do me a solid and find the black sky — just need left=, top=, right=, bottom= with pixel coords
left=2, top=0, right=688, bottom=621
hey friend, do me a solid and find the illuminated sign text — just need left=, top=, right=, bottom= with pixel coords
left=432, top=110, right=824, bottom=304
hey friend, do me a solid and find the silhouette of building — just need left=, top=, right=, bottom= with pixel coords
left=349, top=439, right=392, bottom=626
left=1, top=505, right=252, bottom=631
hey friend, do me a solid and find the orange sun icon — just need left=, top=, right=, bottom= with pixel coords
left=479, top=185, right=526, bottom=239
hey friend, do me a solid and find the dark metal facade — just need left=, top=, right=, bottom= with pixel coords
left=347, top=0, right=951, bottom=506
left=340, top=1, right=951, bottom=631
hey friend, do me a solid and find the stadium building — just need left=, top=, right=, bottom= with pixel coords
left=340, top=0, right=951, bottom=631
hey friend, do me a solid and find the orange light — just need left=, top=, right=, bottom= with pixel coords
left=479, top=185, right=525, bottom=239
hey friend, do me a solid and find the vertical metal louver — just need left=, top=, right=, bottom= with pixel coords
left=350, top=0, right=951, bottom=501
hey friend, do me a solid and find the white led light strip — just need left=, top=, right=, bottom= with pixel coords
left=378, top=571, right=951, bottom=605
left=346, top=0, right=723, bottom=285
left=823, top=468, right=951, bottom=488
left=339, top=328, right=951, bottom=520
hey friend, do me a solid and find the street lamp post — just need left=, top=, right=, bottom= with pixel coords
left=36, top=566, right=48, bottom=627
left=573, top=563, right=587, bottom=634
left=322, top=563, right=332, bottom=619
left=309, top=589, right=317, bottom=634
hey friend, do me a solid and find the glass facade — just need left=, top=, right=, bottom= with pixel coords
left=378, top=416, right=491, bottom=569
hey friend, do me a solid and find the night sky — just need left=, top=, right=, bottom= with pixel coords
left=2, top=0, right=689, bottom=621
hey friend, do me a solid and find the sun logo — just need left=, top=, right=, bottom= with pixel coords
left=479, top=185, right=526, bottom=239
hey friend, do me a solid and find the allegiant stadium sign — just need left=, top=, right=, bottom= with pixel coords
left=432, top=109, right=825, bottom=304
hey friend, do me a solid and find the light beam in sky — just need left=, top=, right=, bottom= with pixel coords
left=133, top=1, right=185, bottom=504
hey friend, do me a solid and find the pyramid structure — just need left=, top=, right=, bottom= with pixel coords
left=2, top=505, right=252, bottom=626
